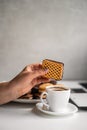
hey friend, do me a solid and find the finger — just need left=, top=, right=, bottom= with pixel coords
left=30, top=63, right=43, bottom=71
left=23, top=63, right=42, bottom=72
left=31, top=68, right=48, bottom=80
left=30, top=76, right=50, bottom=87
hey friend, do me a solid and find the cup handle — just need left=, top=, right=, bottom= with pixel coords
left=40, top=92, right=49, bottom=108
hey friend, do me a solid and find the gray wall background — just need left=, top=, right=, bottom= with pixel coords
left=0, top=0, right=87, bottom=81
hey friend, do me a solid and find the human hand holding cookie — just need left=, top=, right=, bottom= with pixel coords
left=19, top=59, right=64, bottom=100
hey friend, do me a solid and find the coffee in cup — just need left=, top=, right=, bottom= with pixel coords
left=40, top=84, right=70, bottom=112
left=48, top=86, right=68, bottom=91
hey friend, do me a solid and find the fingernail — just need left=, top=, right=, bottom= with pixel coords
left=44, top=68, right=49, bottom=73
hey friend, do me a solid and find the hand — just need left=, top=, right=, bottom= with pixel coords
left=8, top=63, right=50, bottom=98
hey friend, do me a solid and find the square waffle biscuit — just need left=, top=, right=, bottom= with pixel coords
left=42, top=59, right=64, bottom=80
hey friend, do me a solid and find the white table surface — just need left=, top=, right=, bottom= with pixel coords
left=0, top=80, right=87, bottom=130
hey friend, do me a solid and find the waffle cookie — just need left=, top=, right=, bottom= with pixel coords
left=42, top=59, right=64, bottom=80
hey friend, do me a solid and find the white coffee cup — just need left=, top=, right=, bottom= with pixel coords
left=40, top=84, right=70, bottom=112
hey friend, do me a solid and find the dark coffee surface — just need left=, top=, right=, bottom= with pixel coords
left=49, top=87, right=68, bottom=91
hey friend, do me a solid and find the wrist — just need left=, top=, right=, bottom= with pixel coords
left=0, top=81, right=10, bottom=87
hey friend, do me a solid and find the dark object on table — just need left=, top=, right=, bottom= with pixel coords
left=79, top=83, right=87, bottom=89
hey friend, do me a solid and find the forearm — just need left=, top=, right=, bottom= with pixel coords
left=0, top=80, right=31, bottom=105
left=0, top=81, right=21, bottom=105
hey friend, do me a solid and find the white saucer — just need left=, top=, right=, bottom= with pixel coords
left=36, top=103, right=78, bottom=116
